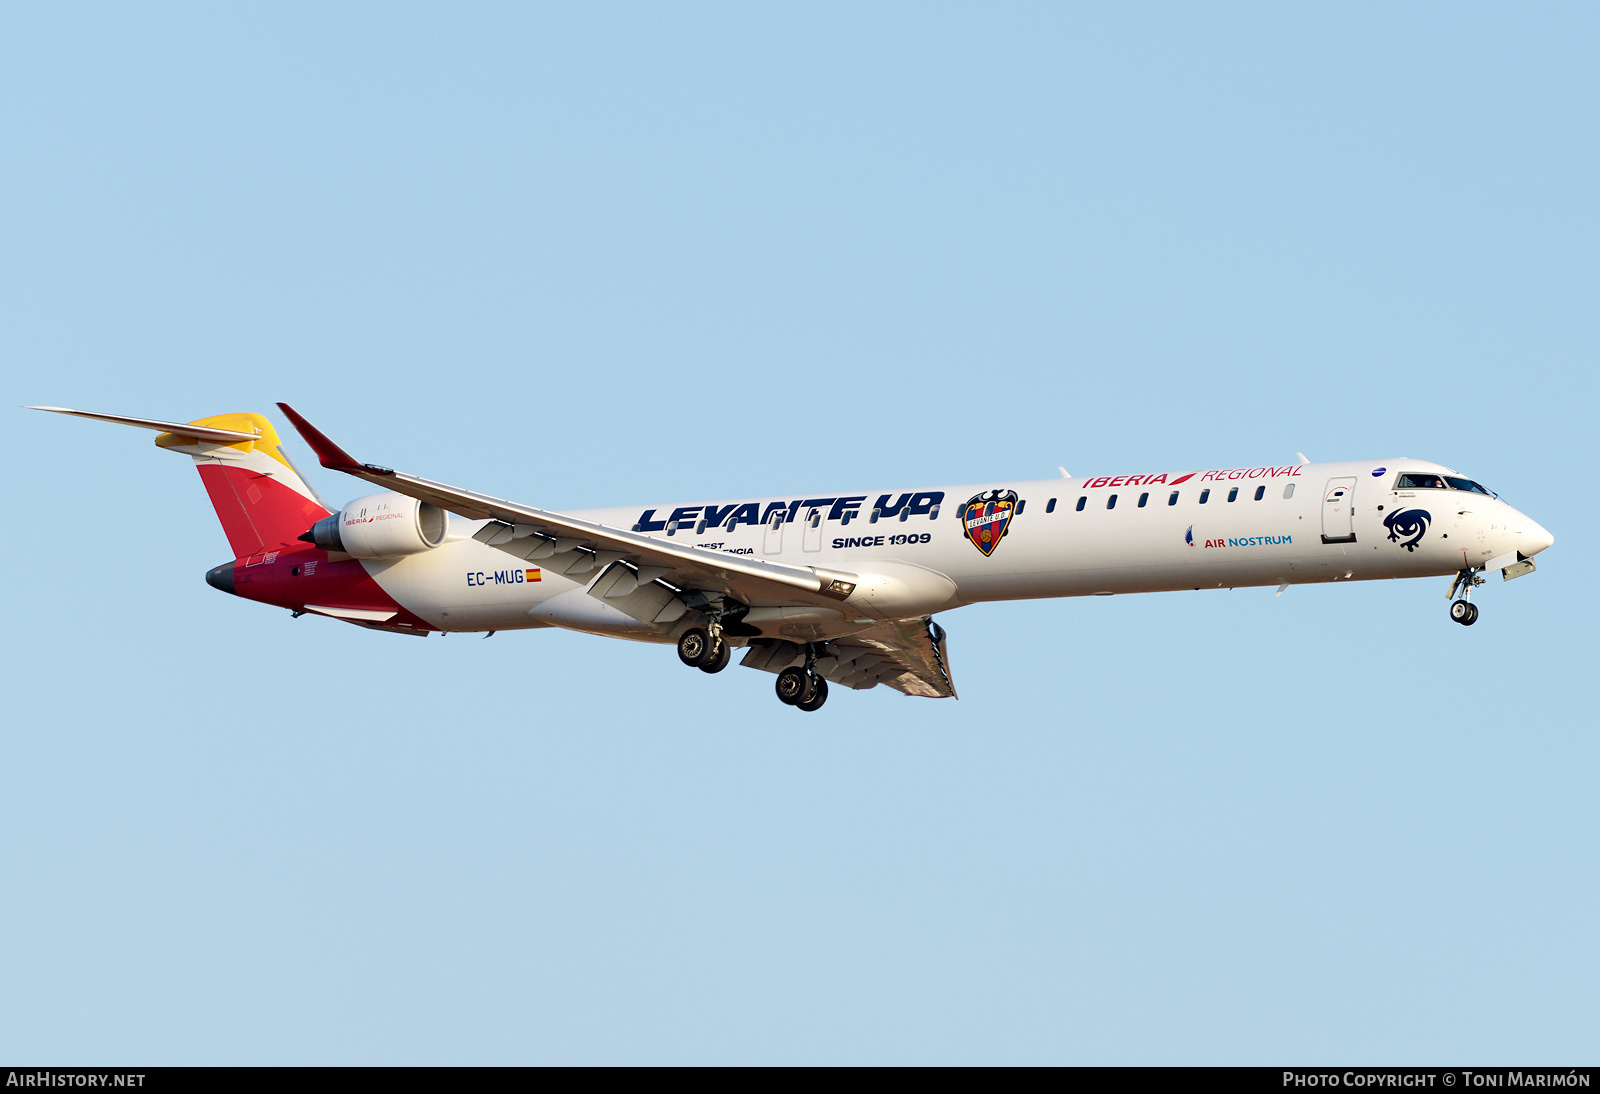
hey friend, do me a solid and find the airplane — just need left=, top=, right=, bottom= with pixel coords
left=31, top=404, right=1555, bottom=711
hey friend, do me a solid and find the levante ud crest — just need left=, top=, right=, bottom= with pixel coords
left=961, top=489, right=1018, bottom=556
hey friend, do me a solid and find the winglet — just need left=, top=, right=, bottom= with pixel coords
left=275, top=403, right=363, bottom=470
left=1296, top=452, right=1311, bottom=465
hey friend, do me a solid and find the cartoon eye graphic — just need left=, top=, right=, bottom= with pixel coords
left=1383, top=508, right=1432, bottom=552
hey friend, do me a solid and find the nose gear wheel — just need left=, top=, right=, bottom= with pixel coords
left=1446, top=567, right=1485, bottom=626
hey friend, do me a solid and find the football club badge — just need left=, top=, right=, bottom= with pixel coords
left=961, top=489, right=1018, bottom=556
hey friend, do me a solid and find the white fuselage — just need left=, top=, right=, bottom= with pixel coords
left=358, top=458, right=1553, bottom=637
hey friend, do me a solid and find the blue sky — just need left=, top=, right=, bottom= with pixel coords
left=3, top=3, right=1595, bottom=1063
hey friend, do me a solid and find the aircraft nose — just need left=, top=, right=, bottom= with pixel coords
left=1517, top=516, right=1554, bottom=557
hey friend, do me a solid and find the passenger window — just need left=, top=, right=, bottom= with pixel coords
left=1017, top=500, right=1027, bottom=515
left=1283, top=483, right=1295, bottom=499
left=1046, top=497, right=1057, bottom=514
left=1254, top=485, right=1265, bottom=501
left=1396, top=473, right=1447, bottom=490
left=1227, top=487, right=1239, bottom=502
left=1138, top=492, right=1149, bottom=508
left=1107, top=494, right=1117, bottom=509
left=1168, top=491, right=1179, bottom=506
left=1199, top=489, right=1210, bottom=504
left=1076, top=496, right=1087, bottom=512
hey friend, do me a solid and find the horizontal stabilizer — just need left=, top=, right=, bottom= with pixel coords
left=29, top=406, right=259, bottom=444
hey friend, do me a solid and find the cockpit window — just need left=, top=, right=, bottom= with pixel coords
left=1444, top=476, right=1492, bottom=495
left=1396, top=472, right=1495, bottom=495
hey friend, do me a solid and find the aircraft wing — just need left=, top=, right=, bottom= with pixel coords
left=741, top=617, right=957, bottom=698
left=275, top=404, right=860, bottom=608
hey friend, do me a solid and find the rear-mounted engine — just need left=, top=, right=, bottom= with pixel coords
left=301, top=491, right=448, bottom=558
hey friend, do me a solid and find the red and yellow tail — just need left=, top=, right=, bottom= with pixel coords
left=154, top=413, right=331, bottom=556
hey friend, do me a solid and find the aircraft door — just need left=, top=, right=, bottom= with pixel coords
left=1321, top=477, right=1357, bottom=544
left=763, top=508, right=785, bottom=555
left=803, top=507, right=823, bottom=552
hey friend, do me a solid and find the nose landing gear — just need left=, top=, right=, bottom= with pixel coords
left=1447, top=567, right=1484, bottom=626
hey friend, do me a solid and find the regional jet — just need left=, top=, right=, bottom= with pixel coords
left=31, top=405, right=1554, bottom=711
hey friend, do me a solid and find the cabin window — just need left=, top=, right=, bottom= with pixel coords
left=929, top=504, right=941, bottom=520
left=1016, top=500, right=1027, bottom=515
left=1138, top=492, right=1149, bottom=508
left=1253, top=485, right=1265, bottom=501
left=1283, top=483, right=1295, bottom=499
left=695, top=519, right=707, bottom=534
left=1199, top=489, right=1210, bottom=504
left=1444, top=476, right=1492, bottom=495
left=869, top=508, right=880, bottom=524
left=1046, top=497, right=1057, bottom=514
left=1227, top=487, right=1239, bottom=502
left=1076, top=496, right=1087, bottom=512
left=1107, top=494, right=1118, bottom=509
left=1395, top=473, right=1447, bottom=490
left=666, top=521, right=679, bottom=536
left=1168, top=491, right=1179, bottom=506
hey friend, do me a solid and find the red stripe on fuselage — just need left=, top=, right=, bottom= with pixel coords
left=230, top=545, right=435, bottom=632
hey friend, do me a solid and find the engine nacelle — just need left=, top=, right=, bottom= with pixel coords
left=305, top=492, right=448, bottom=559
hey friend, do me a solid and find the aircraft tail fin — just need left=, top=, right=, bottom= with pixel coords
left=31, top=407, right=332, bottom=557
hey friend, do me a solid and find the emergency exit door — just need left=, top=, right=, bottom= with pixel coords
left=763, top=508, right=785, bottom=555
left=803, top=507, right=824, bottom=552
left=1321, top=477, right=1357, bottom=544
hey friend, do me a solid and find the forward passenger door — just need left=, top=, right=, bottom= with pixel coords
left=1321, top=477, right=1357, bottom=544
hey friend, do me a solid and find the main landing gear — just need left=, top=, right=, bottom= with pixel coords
left=774, top=643, right=829, bottom=711
left=677, top=626, right=730, bottom=673
left=677, top=617, right=829, bottom=710
left=1447, top=567, right=1484, bottom=626
left=776, top=667, right=828, bottom=711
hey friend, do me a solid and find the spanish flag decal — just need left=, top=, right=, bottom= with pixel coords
left=526, top=569, right=542, bottom=582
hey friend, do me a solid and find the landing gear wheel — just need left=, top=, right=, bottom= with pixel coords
left=775, top=667, right=809, bottom=705
left=699, top=640, right=732, bottom=674
left=1450, top=600, right=1479, bottom=626
left=677, top=627, right=713, bottom=667
left=796, top=677, right=829, bottom=712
